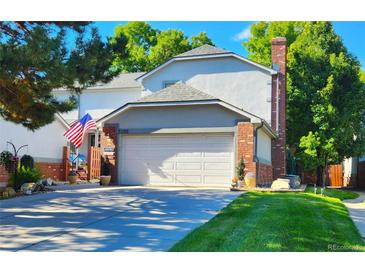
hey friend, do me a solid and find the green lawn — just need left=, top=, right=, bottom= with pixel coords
left=305, top=186, right=359, bottom=200
left=170, top=190, right=364, bottom=252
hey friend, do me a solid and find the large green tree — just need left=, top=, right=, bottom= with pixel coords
left=244, top=22, right=365, bottom=185
left=111, top=22, right=214, bottom=72
left=110, top=22, right=157, bottom=72
left=148, top=29, right=191, bottom=68
left=0, top=22, right=119, bottom=130
left=360, top=69, right=365, bottom=84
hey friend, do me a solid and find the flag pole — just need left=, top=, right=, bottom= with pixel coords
left=76, top=94, right=81, bottom=170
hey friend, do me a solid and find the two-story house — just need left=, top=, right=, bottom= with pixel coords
left=1, top=37, right=288, bottom=187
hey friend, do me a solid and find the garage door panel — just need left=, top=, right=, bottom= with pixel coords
left=204, top=151, right=232, bottom=158
left=122, top=172, right=149, bottom=185
left=121, top=134, right=233, bottom=186
left=148, top=161, right=174, bottom=170
left=176, top=162, right=202, bottom=170
left=176, top=175, right=202, bottom=184
left=150, top=136, right=179, bottom=145
left=175, top=151, right=202, bottom=157
left=149, top=174, right=174, bottom=184
left=204, top=162, right=231, bottom=170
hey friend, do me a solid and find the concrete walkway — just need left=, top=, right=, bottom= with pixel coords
left=343, top=191, right=365, bottom=240
left=0, top=186, right=240, bottom=251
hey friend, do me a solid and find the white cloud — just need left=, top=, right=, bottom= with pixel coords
left=233, top=26, right=252, bottom=41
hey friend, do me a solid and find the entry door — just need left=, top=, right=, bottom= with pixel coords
left=121, top=134, right=234, bottom=186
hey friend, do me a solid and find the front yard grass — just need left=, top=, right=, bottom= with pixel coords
left=305, top=186, right=359, bottom=200
left=170, top=190, right=364, bottom=252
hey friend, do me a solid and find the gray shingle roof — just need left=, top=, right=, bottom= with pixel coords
left=176, top=44, right=231, bottom=57
left=135, top=83, right=217, bottom=103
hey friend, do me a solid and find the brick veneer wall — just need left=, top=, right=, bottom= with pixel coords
left=271, top=37, right=287, bottom=179
left=0, top=166, right=8, bottom=182
left=237, top=122, right=274, bottom=185
left=257, top=163, right=273, bottom=185
left=236, top=122, right=256, bottom=176
left=36, top=163, right=65, bottom=181
left=0, top=146, right=69, bottom=183
left=0, top=162, right=66, bottom=183
left=102, top=125, right=118, bottom=185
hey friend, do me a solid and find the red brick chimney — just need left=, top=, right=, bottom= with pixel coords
left=271, top=37, right=287, bottom=179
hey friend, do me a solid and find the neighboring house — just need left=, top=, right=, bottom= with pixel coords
left=1, top=37, right=288, bottom=187
left=0, top=114, right=70, bottom=182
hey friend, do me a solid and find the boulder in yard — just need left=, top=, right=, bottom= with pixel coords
left=20, top=182, right=36, bottom=194
left=1, top=187, right=16, bottom=198
left=282, top=175, right=301, bottom=188
left=5, top=187, right=16, bottom=197
left=46, top=178, right=54, bottom=186
left=271, top=178, right=290, bottom=190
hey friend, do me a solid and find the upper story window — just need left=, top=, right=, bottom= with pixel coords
left=163, top=80, right=179, bottom=88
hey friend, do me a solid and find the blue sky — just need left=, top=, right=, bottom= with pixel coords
left=93, top=21, right=365, bottom=69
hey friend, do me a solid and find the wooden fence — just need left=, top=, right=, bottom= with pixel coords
left=328, top=164, right=343, bottom=187
left=87, top=146, right=101, bottom=180
left=302, top=164, right=344, bottom=187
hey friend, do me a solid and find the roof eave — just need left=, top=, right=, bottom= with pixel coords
left=135, top=53, right=277, bottom=82
left=96, top=99, right=221, bottom=126
left=55, top=113, right=70, bottom=129
left=96, top=98, right=270, bottom=129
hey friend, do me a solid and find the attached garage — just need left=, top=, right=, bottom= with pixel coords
left=120, top=133, right=234, bottom=186
left=97, top=83, right=276, bottom=187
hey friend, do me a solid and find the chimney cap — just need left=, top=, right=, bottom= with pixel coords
left=272, top=37, right=287, bottom=45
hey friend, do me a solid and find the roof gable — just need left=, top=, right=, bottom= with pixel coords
left=136, top=44, right=277, bottom=81
left=175, top=44, right=230, bottom=57
left=135, top=83, right=217, bottom=103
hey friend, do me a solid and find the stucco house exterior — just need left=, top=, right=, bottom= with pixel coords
left=0, top=114, right=70, bottom=182
left=1, top=37, right=288, bottom=187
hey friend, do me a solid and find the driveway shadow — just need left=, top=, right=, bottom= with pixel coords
left=0, top=187, right=239, bottom=251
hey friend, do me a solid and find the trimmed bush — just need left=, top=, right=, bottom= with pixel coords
left=20, top=154, right=34, bottom=169
left=0, top=151, right=14, bottom=173
left=8, top=166, right=42, bottom=191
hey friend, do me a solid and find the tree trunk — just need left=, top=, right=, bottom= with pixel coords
left=319, top=162, right=328, bottom=196
left=316, top=166, right=322, bottom=185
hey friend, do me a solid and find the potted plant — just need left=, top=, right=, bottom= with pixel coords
left=68, top=170, right=78, bottom=184
left=231, top=176, right=239, bottom=189
left=100, top=158, right=111, bottom=186
left=236, top=157, right=245, bottom=188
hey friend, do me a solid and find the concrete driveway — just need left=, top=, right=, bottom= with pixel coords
left=343, top=191, right=365, bottom=240
left=0, top=186, right=239, bottom=251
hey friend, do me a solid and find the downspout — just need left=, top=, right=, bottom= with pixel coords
left=254, top=121, right=265, bottom=185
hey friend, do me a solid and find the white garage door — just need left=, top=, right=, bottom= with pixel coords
left=121, top=134, right=234, bottom=186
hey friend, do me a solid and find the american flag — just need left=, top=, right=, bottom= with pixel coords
left=64, top=113, right=96, bottom=148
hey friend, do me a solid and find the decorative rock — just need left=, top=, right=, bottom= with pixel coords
left=46, top=178, right=54, bottom=186
left=1, top=187, right=16, bottom=198
left=271, top=178, right=290, bottom=190
left=5, top=187, right=16, bottom=197
left=20, top=182, right=36, bottom=193
left=286, top=175, right=301, bottom=189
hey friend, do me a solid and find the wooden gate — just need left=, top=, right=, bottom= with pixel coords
left=88, top=146, right=101, bottom=180
left=328, top=164, right=343, bottom=187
